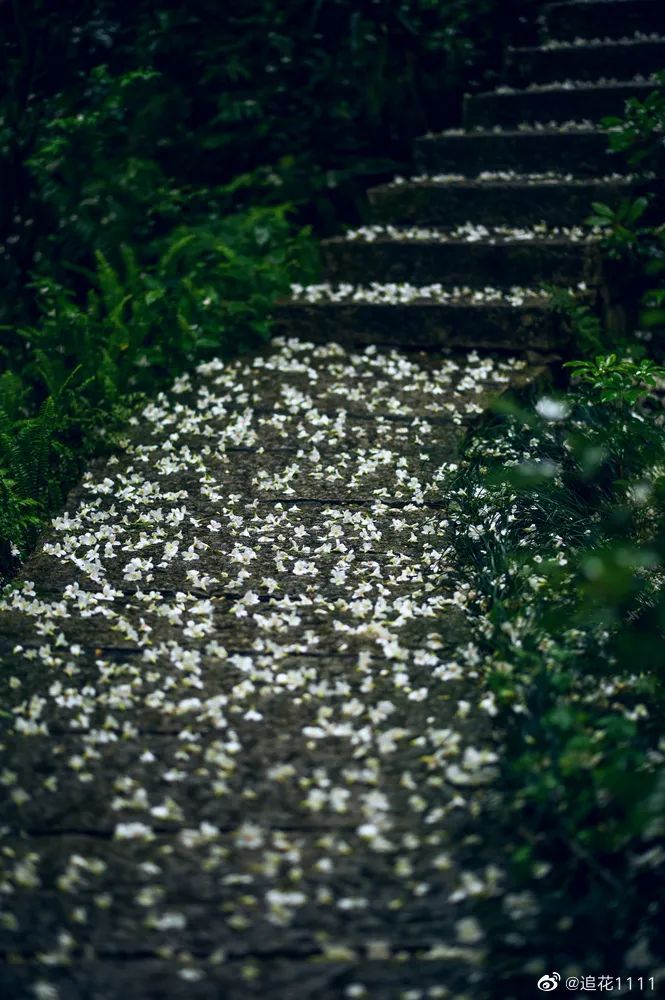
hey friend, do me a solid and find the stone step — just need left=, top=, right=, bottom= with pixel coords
left=415, top=128, right=619, bottom=178
left=273, top=300, right=566, bottom=352
left=505, top=38, right=665, bottom=86
left=0, top=956, right=490, bottom=1000
left=464, top=80, right=657, bottom=127
left=320, top=233, right=602, bottom=287
left=540, top=0, right=665, bottom=43
left=366, top=176, right=637, bottom=227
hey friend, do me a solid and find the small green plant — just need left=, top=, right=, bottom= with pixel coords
left=602, top=71, right=665, bottom=170
left=586, top=196, right=652, bottom=258
left=565, top=353, right=665, bottom=405
left=585, top=75, right=665, bottom=346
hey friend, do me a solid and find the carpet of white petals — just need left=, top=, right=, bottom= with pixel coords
left=0, top=337, right=531, bottom=1000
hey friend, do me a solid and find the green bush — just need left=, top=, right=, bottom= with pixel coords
left=0, top=202, right=317, bottom=575
left=449, top=378, right=665, bottom=987
left=565, top=353, right=665, bottom=405
left=585, top=73, right=665, bottom=348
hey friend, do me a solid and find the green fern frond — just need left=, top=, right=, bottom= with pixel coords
left=0, top=371, right=28, bottom=421
left=94, top=250, right=125, bottom=312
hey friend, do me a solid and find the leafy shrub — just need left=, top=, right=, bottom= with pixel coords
left=585, top=73, right=665, bottom=349
left=0, top=204, right=317, bottom=576
left=449, top=381, right=665, bottom=988
left=603, top=72, right=665, bottom=171
left=587, top=195, right=652, bottom=258
left=565, top=353, right=665, bottom=405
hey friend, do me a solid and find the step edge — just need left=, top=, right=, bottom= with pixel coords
left=275, top=299, right=576, bottom=312
left=543, top=0, right=661, bottom=12
left=415, top=128, right=607, bottom=143
left=507, top=37, right=665, bottom=57
left=467, top=80, right=658, bottom=101
left=321, top=236, right=601, bottom=249
left=366, top=177, right=640, bottom=196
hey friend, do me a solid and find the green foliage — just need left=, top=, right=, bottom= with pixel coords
left=122, top=0, right=524, bottom=221
left=0, top=204, right=317, bottom=576
left=451, top=385, right=665, bottom=984
left=603, top=71, right=665, bottom=171
left=585, top=74, right=665, bottom=347
left=565, top=353, right=665, bottom=405
left=0, top=368, right=79, bottom=570
left=23, top=206, right=316, bottom=390
left=586, top=198, right=665, bottom=334
left=587, top=195, right=651, bottom=257
left=25, top=65, right=180, bottom=281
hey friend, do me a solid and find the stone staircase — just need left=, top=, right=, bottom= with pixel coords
left=276, top=0, right=665, bottom=353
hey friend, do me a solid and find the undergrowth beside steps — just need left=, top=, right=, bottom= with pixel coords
left=0, top=210, right=317, bottom=577
left=448, top=371, right=665, bottom=989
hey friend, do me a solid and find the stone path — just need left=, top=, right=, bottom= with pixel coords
left=1, top=341, right=529, bottom=999
left=2, top=1, right=665, bottom=998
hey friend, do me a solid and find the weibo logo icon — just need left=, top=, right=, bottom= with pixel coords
left=537, top=972, right=561, bottom=992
